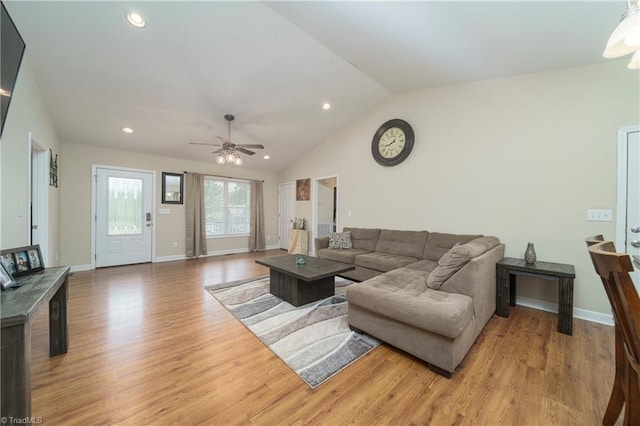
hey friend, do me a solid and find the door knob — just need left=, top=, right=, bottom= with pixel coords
left=631, top=226, right=640, bottom=233
left=631, top=240, right=640, bottom=248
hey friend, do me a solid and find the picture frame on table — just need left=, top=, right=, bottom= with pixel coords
left=0, top=244, right=45, bottom=278
left=0, top=261, right=22, bottom=290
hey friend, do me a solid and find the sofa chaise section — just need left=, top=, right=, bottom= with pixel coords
left=347, top=238, right=503, bottom=376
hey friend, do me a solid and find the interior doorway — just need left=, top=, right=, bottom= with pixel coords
left=616, top=124, right=640, bottom=291
left=312, top=175, right=338, bottom=255
left=30, top=135, right=49, bottom=265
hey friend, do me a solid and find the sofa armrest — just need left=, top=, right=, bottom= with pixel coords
left=439, top=243, right=505, bottom=336
left=315, top=236, right=330, bottom=253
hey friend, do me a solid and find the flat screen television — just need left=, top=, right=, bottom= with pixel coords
left=1, top=1, right=26, bottom=138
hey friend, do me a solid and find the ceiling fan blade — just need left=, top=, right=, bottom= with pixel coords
left=211, top=148, right=224, bottom=154
left=236, top=147, right=256, bottom=155
left=189, top=142, right=222, bottom=147
left=237, top=144, right=264, bottom=149
left=217, top=136, right=230, bottom=143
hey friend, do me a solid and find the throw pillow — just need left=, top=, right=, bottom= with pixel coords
left=328, top=231, right=352, bottom=249
left=426, top=243, right=469, bottom=290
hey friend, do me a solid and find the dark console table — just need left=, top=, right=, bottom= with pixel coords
left=1, top=266, right=70, bottom=418
left=496, top=258, right=575, bottom=335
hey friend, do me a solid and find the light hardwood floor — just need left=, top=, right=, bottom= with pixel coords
left=28, top=250, right=618, bottom=425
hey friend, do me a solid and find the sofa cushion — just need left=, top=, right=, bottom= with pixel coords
left=427, top=236, right=501, bottom=289
left=355, top=252, right=419, bottom=273
left=375, top=229, right=428, bottom=259
left=405, top=259, right=438, bottom=274
left=347, top=268, right=474, bottom=339
left=423, top=232, right=483, bottom=261
left=318, top=247, right=369, bottom=264
left=328, top=231, right=352, bottom=249
left=343, top=228, right=381, bottom=251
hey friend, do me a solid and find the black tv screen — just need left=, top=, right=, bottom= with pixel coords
left=1, top=1, right=26, bottom=138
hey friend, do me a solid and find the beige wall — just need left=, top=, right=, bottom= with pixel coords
left=280, top=61, right=639, bottom=316
left=1, top=54, right=61, bottom=265
left=60, top=143, right=279, bottom=267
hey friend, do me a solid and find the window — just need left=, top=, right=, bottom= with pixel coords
left=107, top=177, right=143, bottom=235
left=204, top=178, right=251, bottom=237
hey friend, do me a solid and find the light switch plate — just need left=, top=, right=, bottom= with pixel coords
left=587, top=209, right=612, bottom=221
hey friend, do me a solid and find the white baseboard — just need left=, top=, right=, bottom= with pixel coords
left=154, top=254, right=187, bottom=263
left=155, top=245, right=282, bottom=263
left=70, top=264, right=93, bottom=272
left=516, top=296, right=614, bottom=327
left=72, top=245, right=283, bottom=270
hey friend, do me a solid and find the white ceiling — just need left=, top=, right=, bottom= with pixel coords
left=4, top=1, right=625, bottom=172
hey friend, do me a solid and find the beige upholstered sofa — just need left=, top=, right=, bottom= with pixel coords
left=315, top=228, right=504, bottom=377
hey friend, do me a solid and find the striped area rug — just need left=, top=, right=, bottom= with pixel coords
left=206, top=275, right=380, bottom=388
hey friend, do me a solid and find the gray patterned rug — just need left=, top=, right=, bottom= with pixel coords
left=206, top=275, right=380, bottom=388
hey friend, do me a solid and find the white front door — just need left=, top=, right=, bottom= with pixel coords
left=278, top=182, right=295, bottom=250
left=95, top=167, right=153, bottom=267
left=617, top=126, right=640, bottom=290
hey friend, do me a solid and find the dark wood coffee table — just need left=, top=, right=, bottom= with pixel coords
left=255, top=255, right=354, bottom=306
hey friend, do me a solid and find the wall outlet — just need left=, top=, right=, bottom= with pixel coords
left=587, top=209, right=613, bottom=221
left=172, top=242, right=178, bottom=248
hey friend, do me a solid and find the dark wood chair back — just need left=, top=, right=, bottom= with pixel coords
left=587, top=239, right=640, bottom=424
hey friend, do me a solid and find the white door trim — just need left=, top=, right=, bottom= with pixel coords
left=615, top=125, right=640, bottom=250
left=311, top=174, right=339, bottom=256
left=91, top=164, right=156, bottom=269
left=28, top=133, right=50, bottom=265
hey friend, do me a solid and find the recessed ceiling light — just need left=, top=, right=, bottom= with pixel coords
left=126, top=11, right=146, bottom=28
left=263, top=155, right=270, bottom=160
left=122, top=127, right=134, bottom=134
left=322, top=103, right=331, bottom=110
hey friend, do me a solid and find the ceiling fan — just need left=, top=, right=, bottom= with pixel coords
left=189, top=114, right=264, bottom=165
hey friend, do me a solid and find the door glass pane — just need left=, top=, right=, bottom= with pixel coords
left=108, top=177, right=143, bottom=235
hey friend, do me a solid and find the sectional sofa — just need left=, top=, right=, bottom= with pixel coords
left=314, top=227, right=504, bottom=377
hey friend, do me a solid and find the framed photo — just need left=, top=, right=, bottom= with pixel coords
left=0, top=261, right=20, bottom=290
left=1, top=252, right=17, bottom=275
left=0, top=245, right=45, bottom=278
left=296, top=178, right=310, bottom=201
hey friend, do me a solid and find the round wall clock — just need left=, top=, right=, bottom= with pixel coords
left=371, top=119, right=415, bottom=166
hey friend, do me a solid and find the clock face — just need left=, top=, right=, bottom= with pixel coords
left=378, top=127, right=406, bottom=159
left=371, top=119, right=414, bottom=166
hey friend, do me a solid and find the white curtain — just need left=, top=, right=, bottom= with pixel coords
left=185, top=173, right=207, bottom=258
left=249, top=180, right=266, bottom=251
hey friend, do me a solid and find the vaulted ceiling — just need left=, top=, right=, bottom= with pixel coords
left=4, top=1, right=625, bottom=171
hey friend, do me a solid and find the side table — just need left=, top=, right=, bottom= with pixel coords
left=1, top=266, right=70, bottom=418
left=496, top=257, right=575, bottom=335
left=288, top=229, right=308, bottom=255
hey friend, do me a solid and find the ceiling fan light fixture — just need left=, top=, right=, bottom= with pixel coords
left=226, top=152, right=237, bottom=163
left=263, top=155, right=270, bottom=160
left=603, top=2, right=640, bottom=58
left=216, top=155, right=226, bottom=165
left=234, top=157, right=243, bottom=166
left=322, top=102, right=331, bottom=110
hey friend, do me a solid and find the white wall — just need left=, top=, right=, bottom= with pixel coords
left=279, top=61, right=639, bottom=317
left=60, top=143, right=279, bottom=268
left=1, top=54, right=61, bottom=265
